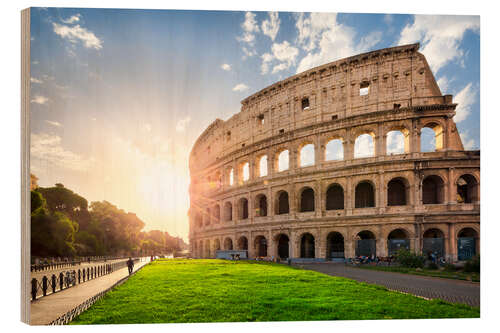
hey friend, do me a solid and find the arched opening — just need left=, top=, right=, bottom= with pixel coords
left=325, top=138, right=343, bottom=161
left=238, top=198, right=249, bottom=220
left=422, top=175, right=445, bottom=204
left=224, top=202, right=232, bottom=222
left=258, top=155, right=268, bottom=177
left=224, top=237, right=233, bottom=251
left=457, top=174, right=479, bottom=203
left=195, top=212, right=203, bottom=228
left=277, top=149, right=289, bottom=172
left=214, top=171, right=222, bottom=189
left=237, top=236, right=248, bottom=251
left=300, top=187, right=315, bottom=212
left=354, top=133, right=375, bottom=158
left=326, top=232, right=344, bottom=259
left=421, top=123, right=444, bottom=152
left=205, top=207, right=211, bottom=226
left=213, top=204, right=220, bottom=223
left=387, top=229, right=410, bottom=256
left=387, top=178, right=408, bottom=206
left=240, top=162, right=250, bottom=182
left=457, top=228, right=478, bottom=260
left=214, top=239, right=221, bottom=252
left=299, top=143, right=315, bottom=167
left=386, top=130, right=407, bottom=155
left=355, top=231, right=376, bottom=257
left=326, top=184, right=344, bottom=210
left=255, top=194, right=268, bottom=217
left=423, top=228, right=445, bottom=258
left=276, top=191, right=289, bottom=215
left=300, top=233, right=315, bottom=258
left=228, top=168, right=234, bottom=186
left=254, top=236, right=267, bottom=257
left=205, top=240, right=211, bottom=258
left=276, top=234, right=290, bottom=259
left=355, top=181, right=375, bottom=208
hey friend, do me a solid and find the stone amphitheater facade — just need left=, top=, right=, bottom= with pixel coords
left=188, top=43, right=480, bottom=263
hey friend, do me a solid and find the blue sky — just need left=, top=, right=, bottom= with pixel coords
left=29, top=8, right=480, bottom=240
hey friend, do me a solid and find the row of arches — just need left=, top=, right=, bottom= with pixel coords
left=205, top=122, right=448, bottom=187
left=194, top=227, right=479, bottom=261
left=194, top=173, right=478, bottom=227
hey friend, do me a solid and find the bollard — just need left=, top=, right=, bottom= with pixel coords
left=51, top=274, right=56, bottom=293
left=42, top=276, right=48, bottom=296
left=78, top=269, right=81, bottom=283
left=72, top=270, right=77, bottom=286
left=31, top=278, right=38, bottom=301
left=82, top=268, right=86, bottom=282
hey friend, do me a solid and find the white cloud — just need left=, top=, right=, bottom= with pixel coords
left=32, top=60, right=39, bottom=65
left=272, top=63, right=288, bottom=74
left=398, top=15, right=479, bottom=74
left=460, top=131, right=478, bottom=150
left=31, top=133, right=94, bottom=172
left=295, top=13, right=380, bottom=74
left=453, top=83, right=477, bottom=123
left=359, top=31, right=383, bottom=50
left=237, top=12, right=260, bottom=45
left=260, top=41, right=299, bottom=75
left=176, top=117, right=191, bottom=132
left=30, top=77, right=43, bottom=84
left=262, top=12, right=280, bottom=41
left=437, top=76, right=450, bottom=93
left=52, top=22, right=103, bottom=50
left=232, top=83, right=249, bottom=92
left=61, top=14, right=81, bottom=24
left=295, top=12, right=338, bottom=52
left=45, top=120, right=62, bottom=127
left=31, top=95, right=49, bottom=105
left=221, top=63, right=232, bottom=71
left=237, top=12, right=260, bottom=58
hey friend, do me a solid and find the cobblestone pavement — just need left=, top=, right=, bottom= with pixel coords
left=297, top=263, right=480, bottom=307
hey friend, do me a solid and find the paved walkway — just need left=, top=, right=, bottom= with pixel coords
left=30, top=258, right=150, bottom=325
left=297, top=263, right=480, bottom=307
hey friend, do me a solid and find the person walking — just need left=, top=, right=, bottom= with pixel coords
left=127, top=257, right=134, bottom=275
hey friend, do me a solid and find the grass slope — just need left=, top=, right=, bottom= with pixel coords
left=71, top=259, right=479, bottom=324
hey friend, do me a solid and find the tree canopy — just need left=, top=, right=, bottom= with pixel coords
left=31, top=182, right=187, bottom=258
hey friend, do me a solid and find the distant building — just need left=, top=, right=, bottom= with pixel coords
left=189, top=44, right=479, bottom=263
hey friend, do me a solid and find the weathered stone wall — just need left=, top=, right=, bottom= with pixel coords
left=188, top=43, right=480, bottom=263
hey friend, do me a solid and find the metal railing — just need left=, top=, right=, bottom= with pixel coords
left=30, top=258, right=140, bottom=301
left=31, top=256, right=131, bottom=272
left=49, top=261, right=148, bottom=325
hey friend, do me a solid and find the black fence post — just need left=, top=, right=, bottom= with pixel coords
left=51, top=274, right=56, bottom=293
left=42, top=276, right=48, bottom=296
left=78, top=269, right=81, bottom=283
left=72, top=270, right=77, bottom=286
left=83, top=268, right=86, bottom=282
left=31, top=278, right=37, bottom=301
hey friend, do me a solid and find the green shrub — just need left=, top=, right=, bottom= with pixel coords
left=464, top=256, right=480, bottom=273
left=395, top=249, right=425, bottom=268
left=426, top=262, right=438, bottom=270
left=443, top=263, right=457, bottom=272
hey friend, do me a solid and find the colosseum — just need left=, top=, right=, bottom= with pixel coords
left=188, top=43, right=480, bottom=263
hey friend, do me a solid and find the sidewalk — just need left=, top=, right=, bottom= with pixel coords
left=30, top=259, right=150, bottom=325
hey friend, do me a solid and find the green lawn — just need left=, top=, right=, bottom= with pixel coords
left=70, top=259, right=479, bottom=324
left=355, top=265, right=480, bottom=282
